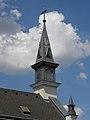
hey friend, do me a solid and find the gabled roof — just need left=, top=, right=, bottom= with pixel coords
left=49, top=97, right=68, bottom=117
left=0, top=88, right=65, bottom=120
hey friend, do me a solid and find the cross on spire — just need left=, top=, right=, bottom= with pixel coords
left=41, top=9, right=47, bottom=23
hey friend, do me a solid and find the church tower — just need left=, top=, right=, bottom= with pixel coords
left=30, top=10, right=61, bottom=99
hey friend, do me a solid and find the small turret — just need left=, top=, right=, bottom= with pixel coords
left=67, top=96, right=78, bottom=120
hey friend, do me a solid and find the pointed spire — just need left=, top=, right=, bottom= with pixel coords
left=68, top=96, right=75, bottom=106
left=67, top=96, right=76, bottom=116
left=36, top=10, right=54, bottom=63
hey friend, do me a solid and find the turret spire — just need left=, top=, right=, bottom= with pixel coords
left=67, top=96, right=78, bottom=120
left=68, top=96, right=76, bottom=115
left=68, top=96, right=75, bottom=106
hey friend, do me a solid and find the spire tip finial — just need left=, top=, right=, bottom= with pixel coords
left=41, top=9, right=47, bottom=23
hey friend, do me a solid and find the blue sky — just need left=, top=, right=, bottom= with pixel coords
left=0, top=0, right=90, bottom=120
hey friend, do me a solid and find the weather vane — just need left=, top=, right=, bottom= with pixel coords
left=41, top=9, right=47, bottom=23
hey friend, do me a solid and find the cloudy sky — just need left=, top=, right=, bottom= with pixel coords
left=0, top=0, right=90, bottom=120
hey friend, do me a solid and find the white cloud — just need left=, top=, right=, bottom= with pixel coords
left=64, top=105, right=68, bottom=111
left=0, top=0, right=7, bottom=9
left=0, top=11, right=8, bottom=17
left=42, top=12, right=90, bottom=65
left=0, top=18, right=21, bottom=35
left=10, top=9, right=22, bottom=19
left=79, top=72, right=87, bottom=80
left=66, top=116, right=72, bottom=120
left=64, top=105, right=84, bottom=120
left=78, top=62, right=85, bottom=69
left=0, top=11, right=90, bottom=74
left=75, top=107, right=85, bottom=119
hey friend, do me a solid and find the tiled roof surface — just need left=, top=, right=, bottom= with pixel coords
left=0, top=88, right=65, bottom=120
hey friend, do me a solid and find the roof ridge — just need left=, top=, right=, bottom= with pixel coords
left=0, top=88, right=39, bottom=95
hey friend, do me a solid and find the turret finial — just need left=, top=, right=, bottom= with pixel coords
left=41, top=9, right=47, bottom=23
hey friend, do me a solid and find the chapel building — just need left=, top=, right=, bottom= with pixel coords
left=0, top=11, right=78, bottom=120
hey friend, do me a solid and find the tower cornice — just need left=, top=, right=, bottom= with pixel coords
left=31, top=61, right=59, bottom=70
